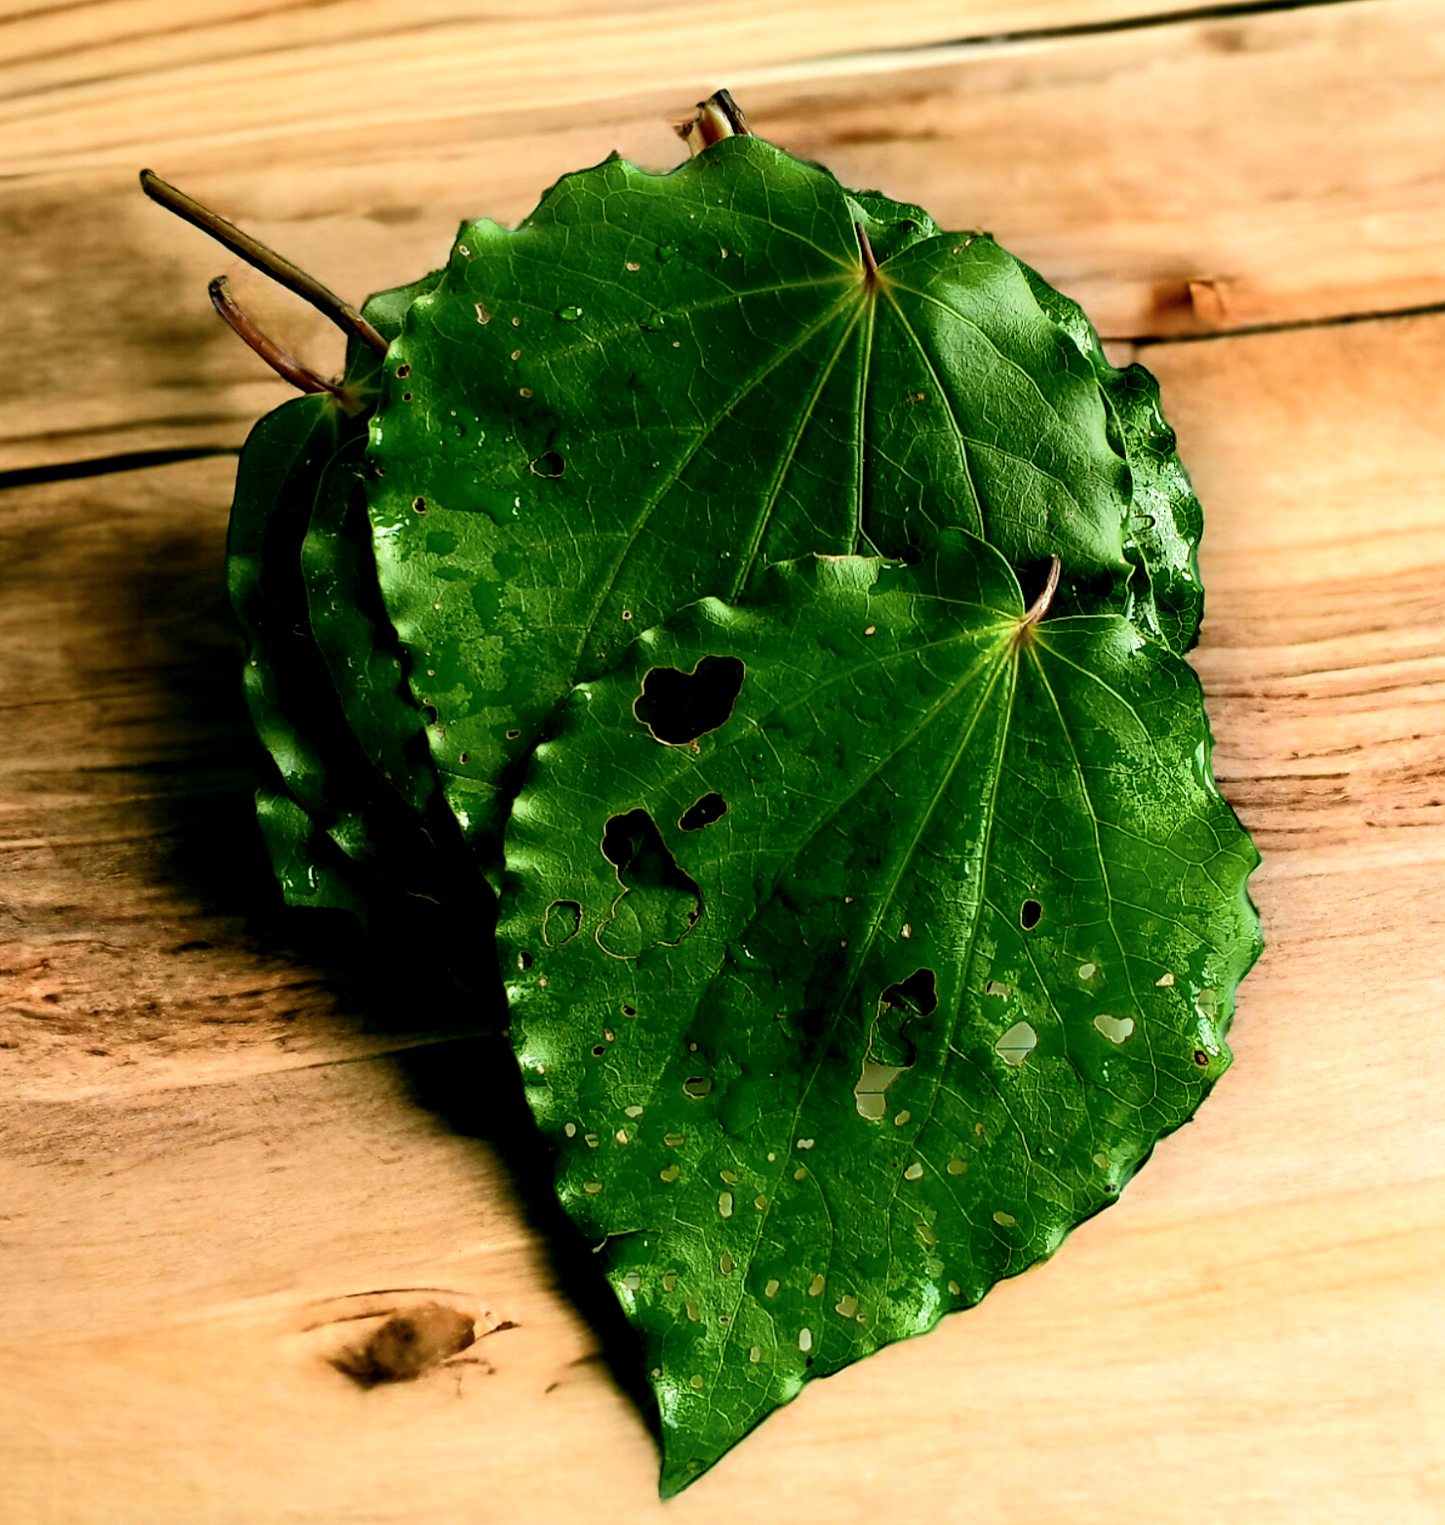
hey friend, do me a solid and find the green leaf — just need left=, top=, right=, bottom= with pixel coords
left=1015, top=263, right=1204, bottom=653
left=254, top=781, right=372, bottom=918
left=227, top=393, right=364, bottom=865
left=341, top=266, right=445, bottom=411
left=302, top=440, right=438, bottom=819
left=363, top=135, right=1186, bottom=867
left=227, top=392, right=473, bottom=914
left=496, top=532, right=1261, bottom=1492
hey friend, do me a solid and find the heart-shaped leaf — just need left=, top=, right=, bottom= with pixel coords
left=497, top=532, right=1260, bottom=1491
left=363, top=136, right=1198, bottom=870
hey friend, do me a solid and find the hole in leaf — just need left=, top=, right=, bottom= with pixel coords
left=853, top=968, right=937, bottom=1119
left=1020, top=898, right=1042, bottom=930
left=543, top=900, right=581, bottom=947
left=633, top=655, right=745, bottom=745
left=395, top=363, right=412, bottom=379
left=596, top=809, right=702, bottom=957
left=1094, top=1013, right=1135, bottom=1044
left=679, top=791, right=728, bottom=832
left=412, top=497, right=428, bottom=514
left=880, top=968, right=938, bottom=1019
left=854, top=1062, right=905, bottom=1120
left=996, top=1021, right=1037, bottom=1066
left=683, top=1076, right=712, bottom=1099
left=529, top=450, right=566, bottom=478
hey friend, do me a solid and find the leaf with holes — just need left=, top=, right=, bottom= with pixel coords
left=497, top=531, right=1260, bottom=1492
left=364, top=133, right=1202, bottom=872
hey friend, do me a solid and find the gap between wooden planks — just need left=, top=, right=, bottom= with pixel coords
left=3, top=0, right=1444, bottom=471
left=2, top=311, right=1443, bottom=1523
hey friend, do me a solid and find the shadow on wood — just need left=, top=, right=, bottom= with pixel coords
left=117, top=497, right=662, bottom=1452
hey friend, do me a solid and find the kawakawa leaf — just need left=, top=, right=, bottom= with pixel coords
left=364, top=135, right=1201, bottom=869
left=303, top=439, right=438, bottom=820
left=497, top=532, right=1260, bottom=1492
left=1016, top=263, right=1204, bottom=654
left=181, top=102, right=1255, bottom=1496
left=227, top=273, right=471, bottom=917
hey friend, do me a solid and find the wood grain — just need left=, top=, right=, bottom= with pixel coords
left=0, top=0, right=1328, bottom=178
left=6, top=0, right=1445, bottom=470
left=5, top=1, right=1443, bottom=1517
left=4, top=299, right=1443, bottom=1520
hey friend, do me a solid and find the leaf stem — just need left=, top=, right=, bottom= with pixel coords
left=140, top=169, right=388, bottom=357
left=677, top=89, right=751, bottom=152
left=208, top=275, right=356, bottom=409
left=1020, top=555, right=1063, bottom=627
left=855, top=223, right=880, bottom=283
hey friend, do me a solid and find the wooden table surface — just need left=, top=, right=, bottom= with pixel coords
left=3, top=3, right=1443, bottom=1521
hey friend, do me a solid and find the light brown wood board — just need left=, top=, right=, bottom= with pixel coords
left=2, top=2, right=1443, bottom=1522
left=4, top=0, right=1445, bottom=470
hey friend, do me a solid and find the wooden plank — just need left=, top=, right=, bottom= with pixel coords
left=0, top=456, right=487, bottom=1098
left=0, top=0, right=1297, bottom=178
left=5, top=0, right=1445, bottom=470
left=3, top=311, right=1443, bottom=1521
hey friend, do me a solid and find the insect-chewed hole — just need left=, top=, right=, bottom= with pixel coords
left=880, top=967, right=938, bottom=1018
left=1020, top=898, right=1042, bottom=930
left=854, top=968, right=937, bottom=1120
left=596, top=808, right=702, bottom=957
left=633, top=655, right=744, bottom=746
left=412, top=496, right=428, bottom=514
left=529, top=450, right=566, bottom=479
left=996, top=1021, right=1038, bottom=1066
left=854, top=1061, right=906, bottom=1120
left=543, top=899, right=581, bottom=947
left=679, top=791, right=728, bottom=832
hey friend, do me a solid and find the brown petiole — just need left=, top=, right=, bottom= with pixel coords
left=856, top=223, right=880, bottom=283
left=677, top=89, right=751, bottom=152
left=208, top=276, right=358, bottom=410
left=1020, top=555, right=1063, bottom=629
left=140, top=169, right=388, bottom=357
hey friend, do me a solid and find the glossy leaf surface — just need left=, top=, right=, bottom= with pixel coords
left=303, top=441, right=437, bottom=819
left=1016, top=263, right=1204, bottom=653
left=228, top=278, right=466, bottom=914
left=497, top=534, right=1260, bottom=1491
left=226, top=392, right=368, bottom=906
left=363, top=136, right=1207, bottom=868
